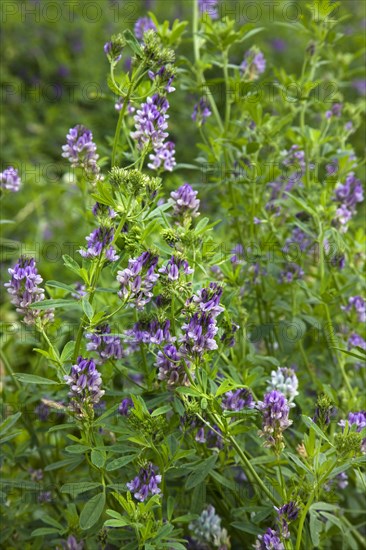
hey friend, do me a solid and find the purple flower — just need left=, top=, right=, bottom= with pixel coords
left=134, top=17, right=156, bottom=41
left=35, top=402, right=51, bottom=421
left=275, top=501, right=299, bottom=538
left=180, top=312, right=219, bottom=357
left=257, top=390, right=292, bottom=451
left=62, top=125, right=100, bottom=180
left=342, top=296, right=365, bottom=323
left=255, top=528, right=284, bottom=550
left=148, top=66, right=176, bottom=93
left=38, top=491, right=52, bottom=503
left=198, top=0, right=219, bottom=20
left=0, top=166, right=21, bottom=192
left=119, top=397, right=134, bottom=416
left=192, top=98, right=212, bottom=125
left=127, top=463, right=162, bottom=501
left=333, top=172, right=363, bottom=229
left=280, top=263, right=304, bottom=283
left=64, top=356, right=105, bottom=410
left=86, top=324, right=124, bottom=363
left=156, top=344, right=190, bottom=386
left=125, top=318, right=173, bottom=350
left=4, top=256, right=54, bottom=325
left=241, top=48, right=266, bottom=80
left=71, top=282, right=87, bottom=299
left=131, top=94, right=169, bottom=150
left=325, top=102, right=343, bottom=119
left=79, top=226, right=119, bottom=262
left=352, top=78, right=366, bottom=96
left=148, top=140, right=176, bottom=172
left=29, top=468, right=43, bottom=481
left=171, top=183, right=200, bottom=218
left=283, top=228, right=312, bottom=254
left=61, top=535, right=84, bottom=550
left=348, top=332, right=366, bottom=350
left=158, top=256, right=193, bottom=281
left=221, top=388, right=255, bottom=411
left=231, top=244, right=244, bottom=265
left=116, top=251, right=159, bottom=309
left=324, top=472, right=349, bottom=492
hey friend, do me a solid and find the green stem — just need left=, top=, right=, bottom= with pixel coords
left=295, top=491, right=315, bottom=550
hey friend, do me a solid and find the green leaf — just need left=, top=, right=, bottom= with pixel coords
left=31, top=527, right=61, bottom=537
left=0, top=412, right=21, bottom=436
left=91, top=449, right=106, bottom=469
left=63, top=254, right=82, bottom=276
left=29, top=298, right=79, bottom=310
left=46, top=280, right=76, bottom=292
left=104, top=518, right=129, bottom=527
left=151, top=405, right=171, bottom=417
left=61, top=341, right=75, bottom=362
left=61, top=482, right=102, bottom=495
left=185, top=455, right=217, bottom=490
left=79, top=492, right=106, bottom=530
left=65, top=444, right=90, bottom=454
left=13, top=373, right=59, bottom=385
left=302, top=415, right=332, bottom=445
left=106, top=454, right=136, bottom=472
left=40, top=514, right=64, bottom=530
left=82, top=297, right=94, bottom=320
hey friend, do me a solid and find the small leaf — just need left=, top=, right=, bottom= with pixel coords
left=31, top=527, right=61, bottom=537
left=13, top=373, right=59, bottom=385
left=302, top=416, right=332, bottom=445
left=91, top=449, right=106, bottom=469
left=106, top=455, right=136, bottom=472
left=151, top=405, right=171, bottom=417
left=185, top=455, right=217, bottom=490
left=79, top=492, right=106, bottom=530
left=61, top=482, right=101, bottom=496
left=82, top=297, right=94, bottom=320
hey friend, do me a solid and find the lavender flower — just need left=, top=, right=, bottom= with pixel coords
left=4, top=256, right=54, bottom=325
left=38, top=491, right=52, bottom=503
left=189, top=505, right=230, bottom=548
left=324, top=472, right=349, bottom=492
left=192, top=98, right=212, bottom=125
left=126, top=463, right=162, bottom=501
left=125, top=319, right=173, bottom=350
left=257, top=390, right=292, bottom=451
left=79, top=226, right=119, bottom=262
left=198, top=0, right=219, bottom=20
left=148, top=65, right=176, bottom=93
left=156, top=344, right=190, bottom=386
left=71, top=282, right=87, bottom=299
left=333, top=172, right=363, bottom=230
left=86, top=324, right=123, bottom=363
left=64, top=356, right=105, bottom=411
left=0, top=166, right=21, bottom=192
left=241, top=48, right=266, bottom=80
left=29, top=468, right=43, bottom=481
left=158, top=256, right=193, bottom=280
left=283, top=228, right=312, bottom=255
left=134, top=17, right=156, bottom=41
left=119, top=397, right=134, bottom=416
left=62, top=125, right=100, bottom=179
left=131, top=94, right=169, bottom=150
left=275, top=501, right=299, bottom=539
left=267, top=367, right=299, bottom=405
left=325, top=102, right=343, bottom=119
left=61, top=535, right=84, bottom=550
left=255, top=528, right=284, bottom=550
left=171, top=183, right=200, bottom=218
left=221, top=389, right=255, bottom=411
left=348, top=332, right=366, bottom=350
left=92, top=202, right=116, bottom=219
left=116, top=251, right=159, bottom=309
left=280, top=263, right=304, bottom=283
left=342, top=296, right=365, bottom=323
left=148, top=140, right=176, bottom=172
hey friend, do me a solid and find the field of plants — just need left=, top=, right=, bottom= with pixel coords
left=1, top=0, right=365, bottom=548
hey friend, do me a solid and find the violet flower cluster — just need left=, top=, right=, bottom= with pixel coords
left=85, top=324, right=124, bottom=363
left=280, top=262, right=304, bottom=283
left=221, top=388, right=255, bottom=411
left=257, top=390, right=292, bottom=451
left=0, top=166, right=21, bottom=192
left=333, top=172, right=363, bottom=230
left=60, top=535, right=84, bottom=550
left=119, top=397, right=134, bottom=416
left=342, top=295, right=365, bottom=323
left=116, top=251, right=159, bottom=309
left=134, top=16, right=156, bottom=41
left=325, top=102, right=343, bottom=119
left=79, top=226, right=119, bottom=263
left=241, top=48, right=266, bottom=80
left=158, top=256, right=193, bottom=281
left=348, top=332, right=366, bottom=350
left=126, top=463, right=162, bottom=502
left=192, top=98, right=212, bottom=125
left=62, top=125, right=100, bottom=180
left=198, top=0, right=219, bottom=20
left=64, top=356, right=105, bottom=412
left=5, top=256, right=54, bottom=325
left=267, top=367, right=299, bottom=406
left=171, top=183, right=200, bottom=219
left=275, top=501, right=299, bottom=539
left=180, top=283, right=223, bottom=359
left=156, top=344, right=190, bottom=386
left=131, top=94, right=176, bottom=172
left=255, top=528, right=284, bottom=550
